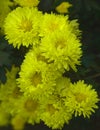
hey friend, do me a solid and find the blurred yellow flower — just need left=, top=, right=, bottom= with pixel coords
left=56, top=2, right=72, bottom=14
left=0, top=105, right=10, bottom=126
left=11, top=115, right=26, bottom=130
left=12, top=96, right=42, bottom=125
left=14, top=0, right=40, bottom=7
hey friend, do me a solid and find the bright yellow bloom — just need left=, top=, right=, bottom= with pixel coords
left=56, top=2, right=72, bottom=14
left=39, top=13, right=69, bottom=37
left=14, top=0, right=40, bottom=7
left=4, top=7, right=42, bottom=48
left=65, top=80, right=99, bottom=118
left=17, top=49, right=61, bottom=100
left=40, top=29, right=82, bottom=71
left=39, top=77, right=72, bottom=129
left=41, top=96, right=72, bottom=129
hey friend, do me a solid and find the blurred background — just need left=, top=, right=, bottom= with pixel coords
left=0, top=0, right=100, bottom=130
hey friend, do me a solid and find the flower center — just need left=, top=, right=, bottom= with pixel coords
left=19, top=19, right=32, bottom=32
left=12, top=87, right=22, bottom=98
left=75, top=93, right=87, bottom=103
left=48, top=22, right=59, bottom=32
left=46, top=104, right=58, bottom=115
left=24, top=99, right=38, bottom=112
left=37, top=54, right=54, bottom=64
left=37, top=54, right=47, bottom=62
left=55, top=39, right=66, bottom=49
left=32, top=72, right=42, bottom=86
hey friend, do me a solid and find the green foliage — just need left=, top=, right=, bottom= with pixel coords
left=0, top=36, right=26, bottom=83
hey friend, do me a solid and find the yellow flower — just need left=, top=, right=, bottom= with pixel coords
left=17, top=49, right=61, bottom=100
left=41, top=96, right=72, bottom=129
left=4, top=7, right=42, bottom=48
left=40, top=29, right=82, bottom=71
left=39, top=13, right=69, bottom=37
left=12, top=96, right=42, bottom=125
left=14, top=0, right=40, bottom=7
left=65, top=80, right=99, bottom=118
left=56, top=2, right=72, bottom=14
left=40, top=77, right=72, bottom=129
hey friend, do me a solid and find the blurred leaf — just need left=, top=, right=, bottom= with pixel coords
left=0, top=51, right=11, bottom=66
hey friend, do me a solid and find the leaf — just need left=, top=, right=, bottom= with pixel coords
left=0, top=51, right=11, bottom=66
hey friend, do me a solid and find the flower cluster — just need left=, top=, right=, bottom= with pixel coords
left=0, top=0, right=99, bottom=130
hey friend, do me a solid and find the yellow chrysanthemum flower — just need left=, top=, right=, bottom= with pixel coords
left=17, top=50, right=61, bottom=100
left=65, top=80, right=99, bottom=118
left=39, top=77, right=72, bottom=129
left=0, top=0, right=13, bottom=34
left=4, top=7, right=42, bottom=48
left=56, top=2, right=72, bottom=14
left=12, top=96, right=42, bottom=125
left=40, top=29, right=82, bottom=71
left=41, top=96, right=72, bottom=129
left=39, top=13, right=69, bottom=37
left=14, top=0, right=40, bottom=7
